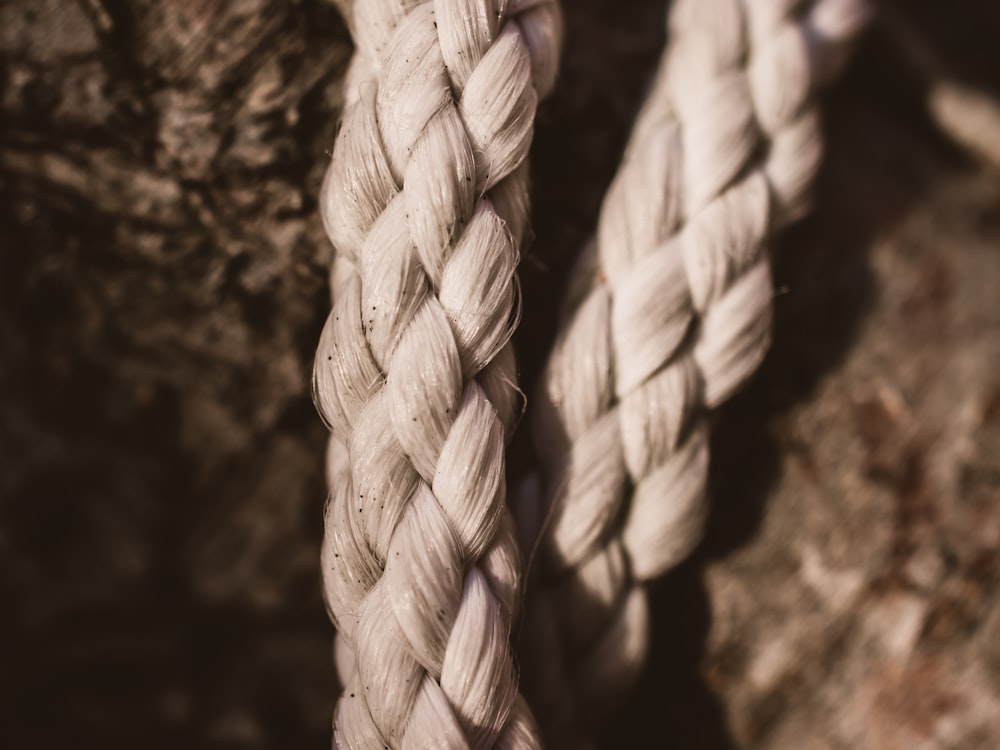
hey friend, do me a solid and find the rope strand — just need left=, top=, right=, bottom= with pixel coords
left=313, top=1, right=562, bottom=746
left=518, top=0, right=869, bottom=740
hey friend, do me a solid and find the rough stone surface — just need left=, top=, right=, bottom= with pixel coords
left=2, top=1, right=998, bottom=748
left=1, top=1, right=349, bottom=745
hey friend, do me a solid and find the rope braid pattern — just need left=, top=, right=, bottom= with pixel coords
left=313, top=1, right=561, bottom=747
left=518, top=0, right=869, bottom=734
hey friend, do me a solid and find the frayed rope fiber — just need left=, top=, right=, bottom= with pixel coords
left=312, top=0, right=561, bottom=748
left=514, top=0, right=870, bottom=742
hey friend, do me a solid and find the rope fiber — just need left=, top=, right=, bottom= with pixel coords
left=313, top=1, right=562, bottom=747
left=514, top=0, right=869, bottom=741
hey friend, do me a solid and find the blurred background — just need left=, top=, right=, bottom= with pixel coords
left=1, top=0, right=999, bottom=747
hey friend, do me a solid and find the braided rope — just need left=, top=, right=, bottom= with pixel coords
left=313, top=1, right=561, bottom=746
left=517, top=0, right=869, bottom=736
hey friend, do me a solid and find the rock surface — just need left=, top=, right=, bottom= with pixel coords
left=1, top=1, right=997, bottom=748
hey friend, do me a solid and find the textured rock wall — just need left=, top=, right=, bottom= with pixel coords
left=1, top=1, right=351, bottom=743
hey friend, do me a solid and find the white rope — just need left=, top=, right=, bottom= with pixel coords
left=516, top=0, right=870, bottom=738
left=312, top=1, right=561, bottom=747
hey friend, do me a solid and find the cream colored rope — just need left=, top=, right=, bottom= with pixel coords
left=312, top=1, right=561, bottom=746
left=517, top=0, right=869, bottom=739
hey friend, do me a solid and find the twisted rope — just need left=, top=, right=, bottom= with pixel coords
left=313, top=1, right=561, bottom=747
left=517, top=0, right=869, bottom=737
